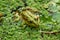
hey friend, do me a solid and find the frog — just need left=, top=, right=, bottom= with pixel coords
left=11, top=6, right=40, bottom=27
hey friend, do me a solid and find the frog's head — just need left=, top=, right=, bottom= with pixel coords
left=11, top=6, right=40, bottom=27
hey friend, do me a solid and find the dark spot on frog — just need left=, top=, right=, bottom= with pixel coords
left=29, top=21, right=33, bottom=23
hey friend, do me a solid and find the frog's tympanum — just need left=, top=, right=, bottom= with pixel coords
left=12, top=7, right=40, bottom=27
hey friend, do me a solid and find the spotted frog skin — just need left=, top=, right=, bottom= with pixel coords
left=12, top=7, right=40, bottom=27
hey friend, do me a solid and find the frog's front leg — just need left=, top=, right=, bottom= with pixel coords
left=13, top=11, right=22, bottom=22
left=20, top=20, right=25, bottom=26
left=20, top=20, right=27, bottom=29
